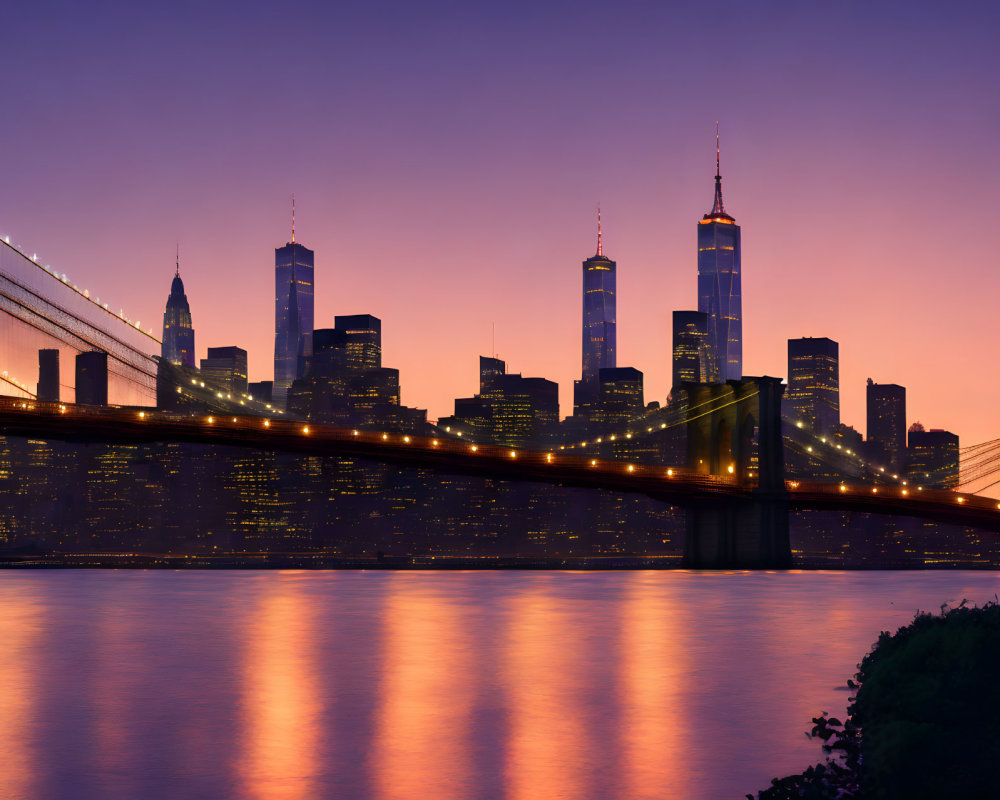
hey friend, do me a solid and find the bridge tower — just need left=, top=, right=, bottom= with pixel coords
left=681, top=376, right=791, bottom=568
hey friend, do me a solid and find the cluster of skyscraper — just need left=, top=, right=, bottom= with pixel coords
left=112, top=132, right=962, bottom=488
left=156, top=205, right=426, bottom=431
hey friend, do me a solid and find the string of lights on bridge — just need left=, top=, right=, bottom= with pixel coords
left=3, top=399, right=996, bottom=514
left=1, top=232, right=159, bottom=341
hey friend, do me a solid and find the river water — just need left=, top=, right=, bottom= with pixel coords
left=1, top=570, right=996, bottom=799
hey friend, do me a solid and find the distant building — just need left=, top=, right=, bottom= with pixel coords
left=75, top=351, right=108, bottom=406
left=286, top=314, right=426, bottom=432
left=274, top=222, right=315, bottom=408
left=479, top=356, right=505, bottom=393
left=906, top=425, right=959, bottom=489
left=786, top=337, right=839, bottom=434
left=37, top=349, right=59, bottom=402
left=161, top=254, right=195, bottom=368
left=248, top=381, right=273, bottom=404
left=576, top=209, right=616, bottom=417
left=597, top=367, right=644, bottom=428
left=334, top=314, right=381, bottom=373
left=672, top=311, right=714, bottom=389
left=867, top=379, right=906, bottom=473
left=697, top=128, right=742, bottom=382
left=200, top=346, right=249, bottom=397
left=444, top=357, right=558, bottom=446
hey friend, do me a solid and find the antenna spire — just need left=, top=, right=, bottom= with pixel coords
left=597, top=203, right=603, bottom=256
left=709, top=121, right=726, bottom=216
left=175, top=242, right=179, bottom=277
left=715, top=120, right=721, bottom=179
left=291, top=194, right=296, bottom=244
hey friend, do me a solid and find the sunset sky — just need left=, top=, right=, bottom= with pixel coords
left=1, top=0, right=997, bottom=443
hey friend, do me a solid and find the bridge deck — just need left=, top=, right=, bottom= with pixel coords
left=0, top=398, right=998, bottom=529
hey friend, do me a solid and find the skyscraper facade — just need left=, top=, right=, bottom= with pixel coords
left=867, top=379, right=906, bottom=473
left=697, top=131, right=742, bottom=382
left=200, top=346, right=249, bottom=396
left=334, top=314, right=381, bottom=373
left=906, top=425, right=959, bottom=489
left=672, top=310, right=714, bottom=389
left=76, top=351, right=108, bottom=406
left=274, top=233, right=315, bottom=408
left=787, top=337, right=840, bottom=434
left=37, top=349, right=59, bottom=402
left=161, top=254, right=195, bottom=368
left=575, top=211, right=616, bottom=416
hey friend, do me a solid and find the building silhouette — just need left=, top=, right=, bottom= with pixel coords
left=443, top=357, right=559, bottom=446
left=786, top=337, right=839, bottom=434
left=37, top=349, right=59, bottom=402
left=906, top=424, right=959, bottom=489
left=672, top=311, right=714, bottom=390
left=161, top=251, right=195, bottom=368
left=335, top=314, right=381, bottom=373
left=75, top=351, right=108, bottom=406
left=286, top=315, right=426, bottom=431
left=274, top=210, right=314, bottom=409
left=248, top=381, right=273, bottom=404
left=697, top=129, right=742, bottom=382
left=200, top=346, right=249, bottom=396
left=575, top=209, right=616, bottom=418
left=596, top=367, right=644, bottom=428
left=867, top=379, right=906, bottom=473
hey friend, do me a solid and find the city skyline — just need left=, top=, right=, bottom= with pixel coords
left=0, top=1, right=997, bottom=444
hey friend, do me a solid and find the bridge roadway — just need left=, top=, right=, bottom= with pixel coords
left=1, top=398, right=999, bottom=530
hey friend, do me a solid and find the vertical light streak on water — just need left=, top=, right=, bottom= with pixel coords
left=501, top=578, right=593, bottom=800
left=372, top=574, right=476, bottom=800
left=91, top=594, right=139, bottom=781
left=238, top=574, right=323, bottom=800
left=0, top=585, right=40, bottom=800
left=618, top=573, right=693, bottom=800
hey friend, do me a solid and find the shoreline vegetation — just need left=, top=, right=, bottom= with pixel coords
left=750, top=601, right=1000, bottom=799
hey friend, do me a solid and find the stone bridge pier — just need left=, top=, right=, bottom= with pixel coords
left=680, top=376, right=791, bottom=569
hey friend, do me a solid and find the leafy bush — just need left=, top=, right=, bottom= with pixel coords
left=750, top=600, right=1000, bottom=799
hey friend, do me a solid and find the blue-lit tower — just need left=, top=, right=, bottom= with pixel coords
left=697, top=127, right=742, bottom=382
left=274, top=200, right=314, bottom=408
left=161, top=248, right=195, bottom=368
left=582, top=208, right=616, bottom=382
left=574, top=208, right=616, bottom=416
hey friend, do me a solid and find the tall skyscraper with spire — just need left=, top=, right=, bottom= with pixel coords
left=697, top=125, right=742, bottom=382
left=274, top=197, right=314, bottom=408
left=161, top=247, right=195, bottom=368
left=574, top=208, right=616, bottom=417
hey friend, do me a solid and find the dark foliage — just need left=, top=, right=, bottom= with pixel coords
left=750, top=600, right=1000, bottom=799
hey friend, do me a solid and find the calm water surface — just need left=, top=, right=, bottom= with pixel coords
left=1, top=570, right=997, bottom=799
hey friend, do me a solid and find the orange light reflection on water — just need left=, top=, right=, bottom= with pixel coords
left=0, top=588, right=39, bottom=800
left=619, top=574, right=692, bottom=800
left=372, top=575, right=475, bottom=800
left=238, top=575, right=323, bottom=800
left=502, top=581, right=590, bottom=800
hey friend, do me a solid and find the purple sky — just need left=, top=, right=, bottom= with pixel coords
left=1, top=0, right=998, bottom=444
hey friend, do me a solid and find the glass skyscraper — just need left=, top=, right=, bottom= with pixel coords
left=867, top=379, right=906, bottom=473
left=697, top=133, right=742, bottom=382
left=786, top=337, right=840, bottom=434
left=575, top=212, right=616, bottom=416
left=273, top=239, right=314, bottom=408
left=672, top=310, right=715, bottom=389
left=161, top=256, right=195, bottom=368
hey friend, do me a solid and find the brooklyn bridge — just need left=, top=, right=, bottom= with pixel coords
left=2, top=232, right=1000, bottom=569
